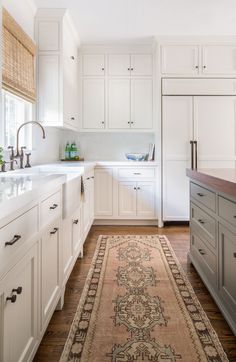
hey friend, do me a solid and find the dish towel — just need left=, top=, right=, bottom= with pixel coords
left=81, top=175, right=85, bottom=202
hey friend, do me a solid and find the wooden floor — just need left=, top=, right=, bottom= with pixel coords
left=34, top=226, right=236, bottom=361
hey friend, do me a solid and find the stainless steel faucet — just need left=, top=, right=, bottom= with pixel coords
left=15, top=121, right=46, bottom=158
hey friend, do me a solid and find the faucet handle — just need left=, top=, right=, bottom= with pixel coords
left=20, top=146, right=26, bottom=155
left=8, top=146, right=14, bottom=159
left=9, top=159, right=18, bottom=171
left=25, top=153, right=31, bottom=168
left=1, top=161, right=7, bottom=172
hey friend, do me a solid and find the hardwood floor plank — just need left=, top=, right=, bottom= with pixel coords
left=34, top=226, right=236, bottom=361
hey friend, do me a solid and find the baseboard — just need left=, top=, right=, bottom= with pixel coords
left=93, top=219, right=158, bottom=226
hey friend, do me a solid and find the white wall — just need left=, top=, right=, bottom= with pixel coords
left=2, top=0, right=61, bottom=165
left=61, top=131, right=155, bottom=161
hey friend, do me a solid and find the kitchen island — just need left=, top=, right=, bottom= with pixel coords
left=186, top=168, right=236, bottom=335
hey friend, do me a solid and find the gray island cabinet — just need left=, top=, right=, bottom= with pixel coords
left=186, top=168, right=236, bottom=335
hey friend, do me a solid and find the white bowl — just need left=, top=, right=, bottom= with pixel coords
left=125, top=153, right=147, bottom=161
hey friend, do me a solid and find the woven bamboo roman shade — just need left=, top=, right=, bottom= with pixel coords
left=2, top=8, right=36, bottom=102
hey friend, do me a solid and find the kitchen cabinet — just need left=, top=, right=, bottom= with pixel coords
left=108, top=54, right=152, bottom=76
left=0, top=244, right=38, bottom=362
left=95, top=168, right=113, bottom=217
left=82, top=79, right=105, bottom=129
left=82, top=54, right=105, bottom=76
left=108, top=79, right=153, bottom=129
left=36, top=9, right=79, bottom=130
left=72, top=206, right=82, bottom=259
left=108, top=79, right=130, bottom=129
left=118, top=181, right=155, bottom=218
left=160, top=43, right=236, bottom=77
left=82, top=170, right=95, bottom=239
left=162, top=92, right=236, bottom=221
left=41, top=219, right=61, bottom=331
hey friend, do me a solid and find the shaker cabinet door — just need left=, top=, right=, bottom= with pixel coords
left=161, top=45, right=199, bottom=75
left=118, top=182, right=136, bottom=217
left=108, top=79, right=130, bottom=129
left=83, top=54, right=105, bottom=76
left=131, top=79, right=153, bottom=129
left=83, top=79, right=105, bottom=129
left=202, top=45, right=236, bottom=75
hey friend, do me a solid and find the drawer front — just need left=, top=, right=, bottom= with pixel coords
left=118, top=167, right=156, bottom=179
left=219, top=196, right=236, bottom=228
left=41, top=191, right=61, bottom=227
left=0, top=206, right=38, bottom=267
left=190, top=182, right=216, bottom=212
left=190, top=202, right=216, bottom=249
left=190, top=231, right=217, bottom=286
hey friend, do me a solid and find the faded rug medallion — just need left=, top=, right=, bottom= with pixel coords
left=60, top=235, right=228, bottom=362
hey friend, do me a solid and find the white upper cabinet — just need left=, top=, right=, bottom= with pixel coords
left=160, top=43, right=236, bottom=77
left=131, top=79, right=153, bottom=129
left=108, top=54, right=131, bottom=76
left=83, top=54, right=105, bottom=76
left=161, top=45, right=199, bottom=75
left=83, top=79, right=105, bottom=129
left=202, top=45, right=236, bottom=75
left=131, top=55, right=153, bottom=76
left=108, top=79, right=130, bottom=129
left=108, top=54, right=153, bottom=76
left=36, top=9, right=80, bottom=130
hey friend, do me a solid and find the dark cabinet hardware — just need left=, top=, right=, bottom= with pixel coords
left=134, top=187, right=137, bottom=190
left=12, top=287, right=23, bottom=295
left=71, top=117, right=75, bottom=120
left=134, top=172, right=141, bottom=175
left=197, top=192, right=204, bottom=197
left=73, top=219, right=79, bottom=225
left=6, top=294, right=17, bottom=303
left=50, top=203, right=58, bottom=210
left=128, top=67, right=130, bottom=71
left=91, top=176, right=94, bottom=179
left=5, top=234, right=21, bottom=247
left=87, top=177, right=90, bottom=180
left=128, top=121, right=130, bottom=124
left=131, top=68, right=134, bottom=71
left=137, top=187, right=141, bottom=190
left=195, top=65, right=199, bottom=69
left=233, top=252, right=236, bottom=258
left=194, top=140, right=197, bottom=169
left=50, top=227, right=59, bottom=235
left=233, top=216, right=236, bottom=218
left=131, top=121, right=134, bottom=124
left=203, top=65, right=206, bottom=69
left=198, top=248, right=206, bottom=255
left=190, top=140, right=194, bottom=169
left=102, top=67, right=105, bottom=71
left=198, top=219, right=205, bottom=224
left=71, top=56, right=75, bottom=60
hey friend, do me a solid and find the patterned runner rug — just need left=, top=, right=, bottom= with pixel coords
left=60, top=235, right=228, bottom=362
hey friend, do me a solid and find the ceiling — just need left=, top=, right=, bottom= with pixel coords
left=33, top=0, right=236, bottom=44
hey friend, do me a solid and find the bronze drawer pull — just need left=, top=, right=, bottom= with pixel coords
left=12, top=287, right=23, bottom=295
left=134, top=172, right=141, bottom=175
left=50, top=203, right=58, bottom=210
left=198, top=219, right=205, bottom=224
left=198, top=248, right=206, bottom=255
left=50, top=227, right=59, bottom=235
left=5, top=234, right=21, bottom=247
left=6, top=294, right=17, bottom=303
left=197, top=192, right=204, bottom=197
left=233, top=252, right=236, bottom=258
left=73, top=219, right=79, bottom=225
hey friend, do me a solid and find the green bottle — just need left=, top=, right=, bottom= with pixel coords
left=70, top=142, right=77, bottom=159
left=0, top=147, right=3, bottom=165
left=65, top=143, right=70, bottom=160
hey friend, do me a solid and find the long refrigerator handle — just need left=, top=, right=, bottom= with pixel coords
left=194, top=140, right=198, bottom=170
left=190, top=140, right=194, bottom=169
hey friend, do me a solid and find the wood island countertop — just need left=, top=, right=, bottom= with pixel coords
left=186, top=168, right=236, bottom=197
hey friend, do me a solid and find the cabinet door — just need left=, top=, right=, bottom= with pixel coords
left=131, top=54, right=153, bottom=76
left=161, top=45, right=199, bottom=75
left=63, top=27, right=78, bottom=129
left=0, top=245, right=38, bottom=362
left=118, top=182, right=136, bottom=217
left=82, top=177, right=90, bottom=237
left=83, top=79, right=105, bottom=129
left=219, top=225, right=236, bottom=316
left=108, top=79, right=130, bottom=129
left=41, top=221, right=60, bottom=329
left=38, top=55, right=60, bottom=125
left=72, top=207, right=82, bottom=258
left=131, top=79, right=152, bottom=129
left=95, top=168, right=113, bottom=217
left=89, top=175, right=95, bottom=224
left=62, top=218, right=73, bottom=284
left=162, top=96, right=193, bottom=220
left=202, top=45, right=236, bottom=75
left=137, top=182, right=155, bottom=218
left=108, top=54, right=130, bottom=76
left=83, top=54, right=105, bottom=76
left=194, top=96, right=236, bottom=168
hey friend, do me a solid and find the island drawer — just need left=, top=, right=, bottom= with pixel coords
left=190, top=203, right=216, bottom=249
left=219, top=196, right=236, bottom=228
left=40, top=190, right=61, bottom=228
left=190, top=182, right=216, bottom=212
left=0, top=206, right=38, bottom=269
left=190, top=231, right=217, bottom=286
left=118, top=167, right=156, bottom=179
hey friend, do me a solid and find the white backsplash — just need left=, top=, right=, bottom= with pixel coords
left=61, top=131, right=155, bottom=161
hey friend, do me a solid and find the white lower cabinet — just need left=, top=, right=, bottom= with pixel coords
left=0, top=244, right=38, bottom=362
left=118, top=181, right=155, bottom=218
left=82, top=171, right=95, bottom=239
left=95, top=168, right=113, bottom=217
left=41, top=219, right=61, bottom=331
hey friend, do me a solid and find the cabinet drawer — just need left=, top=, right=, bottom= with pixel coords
left=190, top=182, right=216, bottom=212
left=118, top=167, right=156, bottom=179
left=41, top=191, right=61, bottom=227
left=219, top=196, right=236, bottom=228
left=0, top=207, right=38, bottom=269
left=190, top=231, right=217, bottom=286
left=190, top=203, right=216, bottom=249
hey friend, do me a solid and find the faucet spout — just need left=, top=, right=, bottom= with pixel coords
left=16, top=121, right=46, bottom=157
